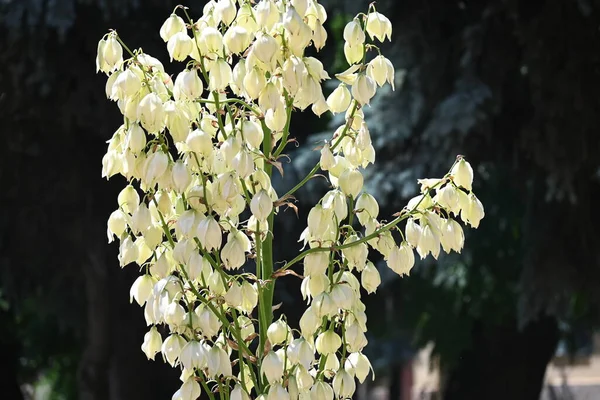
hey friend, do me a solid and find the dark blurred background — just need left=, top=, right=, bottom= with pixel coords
left=2, top=0, right=600, bottom=399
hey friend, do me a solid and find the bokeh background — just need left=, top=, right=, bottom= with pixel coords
left=2, top=0, right=600, bottom=399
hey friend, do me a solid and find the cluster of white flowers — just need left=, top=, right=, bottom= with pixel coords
left=97, top=1, right=483, bottom=399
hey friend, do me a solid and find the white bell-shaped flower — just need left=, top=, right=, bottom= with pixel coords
left=130, top=274, right=156, bottom=305
left=351, top=73, right=376, bottom=105
left=262, top=351, right=284, bottom=383
left=360, top=262, right=381, bottom=294
left=326, top=84, right=352, bottom=114
left=250, top=189, right=273, bottom=221
left=451, top=158, right=474, bottom=191
left=209, top=59, right=233, bottom=91
left=310, top=381, right=334, bottom=400
left=366, top=11, right=392, bottom=42
left=174, top=69, right=204, bottom=101
left=315, top=330, right=341, bottom=355
left=197, top=215, right=222, bottom=252
left=159, top=14, right=185, bottom=42
left=141, top=326, right=162, bottom=360
left=137, top=93, right=165, bottom=134
left=332, top=369, right=356, bottom=399
left=344, top=352, right=373, bottom=383
left=343, top=20, right=365, bottom=46
left=161, top=334, right=186, bottom=367
left=167, top=32, right=193, bottom=61
left=267, top=319, right=289, bottom=345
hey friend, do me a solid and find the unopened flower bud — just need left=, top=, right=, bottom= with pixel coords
left=207, top=345, right=232, bottom=377
left=441, top=218, right=465, bottom=253
left=208, top=269, right=227, bottom=296
left=117, top=185, right=139, bottom=214
left=313, top=20, right=328, bottom=51
left=265, top=103, right=287, bottom=131
left=125, top=123, right=146, bottom=153
left=164, top=301, right=186, bottom=327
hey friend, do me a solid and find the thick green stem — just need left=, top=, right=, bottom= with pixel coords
left=257, top=118, right=276, bottom=394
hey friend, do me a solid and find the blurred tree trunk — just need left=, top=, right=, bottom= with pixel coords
left=78, top=250, right=110, bottom=400
left=0, top=308, right=24, bottom=400
left=442, top=316, right=559, bottom=400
